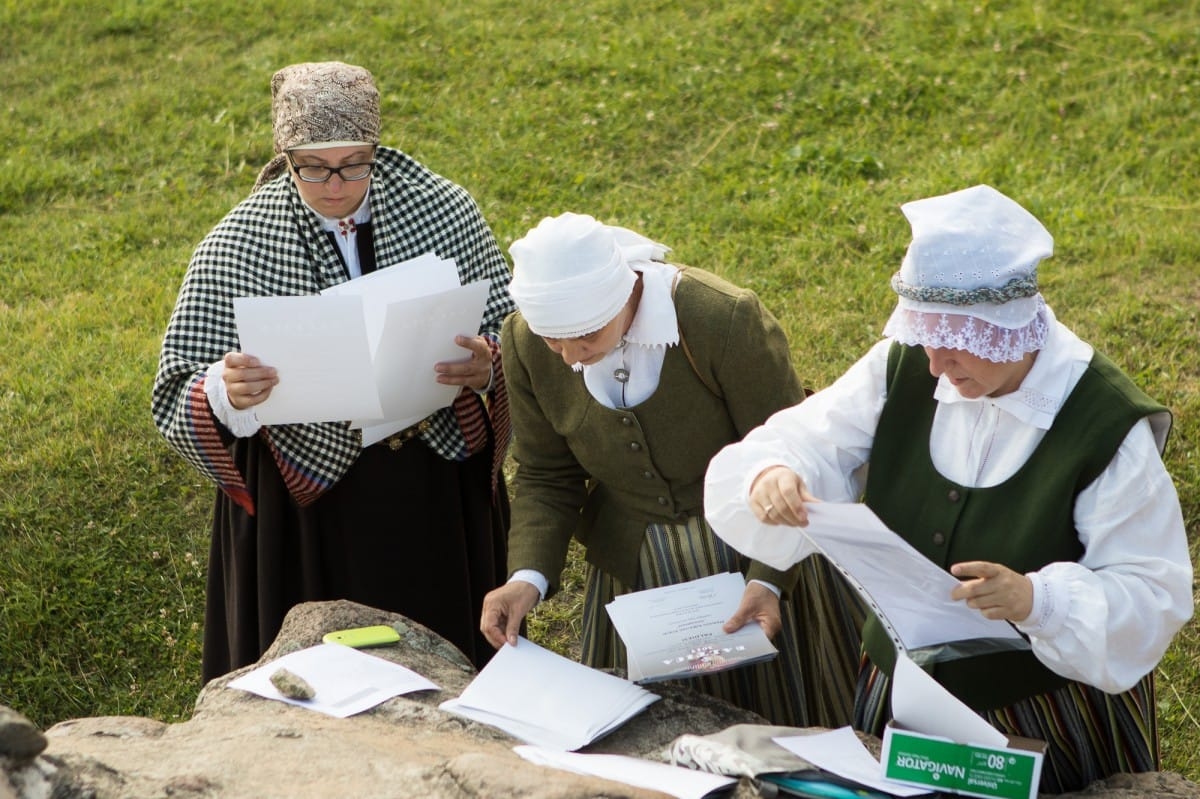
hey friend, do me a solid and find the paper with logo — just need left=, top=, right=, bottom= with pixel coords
left=438, top=636, right=659, bottom=751
left=604, top=571, right=778, bottom=684
left=879, top=654, right=1044, bottom=799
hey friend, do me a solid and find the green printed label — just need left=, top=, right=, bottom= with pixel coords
left=883, top=730, right=1038, bottom=799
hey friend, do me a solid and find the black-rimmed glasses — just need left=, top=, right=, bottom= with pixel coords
left=286, top=152, right=376, bottom=183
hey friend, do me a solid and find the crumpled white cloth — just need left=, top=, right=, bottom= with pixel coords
left=666, top=724, right=821, bottom=778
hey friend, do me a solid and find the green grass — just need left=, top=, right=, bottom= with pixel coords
left=2, top=0, right=1198, bottom=778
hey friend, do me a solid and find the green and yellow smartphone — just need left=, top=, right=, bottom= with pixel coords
left=321, top=624, right=402, bottom=648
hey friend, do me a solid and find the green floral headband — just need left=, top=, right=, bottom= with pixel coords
left=890, top=270, right=1039, bottom=306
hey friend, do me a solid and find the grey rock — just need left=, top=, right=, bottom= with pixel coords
left=0, top=708, right=46, bottom=762
left=0, top=599, right=1193, bottom=799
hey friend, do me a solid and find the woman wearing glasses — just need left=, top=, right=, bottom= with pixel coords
left=152, top=62, right=516, bottom=682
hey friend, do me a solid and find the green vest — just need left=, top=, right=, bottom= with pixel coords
left=861, top=343, right=1169, bottom=711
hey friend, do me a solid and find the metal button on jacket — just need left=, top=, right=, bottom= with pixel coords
left=932, top=531, right=946, bottom=546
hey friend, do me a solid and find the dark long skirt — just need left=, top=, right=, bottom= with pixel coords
left=202, top=435, right=509, bottom=682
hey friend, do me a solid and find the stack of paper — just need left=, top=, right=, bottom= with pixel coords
left=605, top=572, right=778, bottom=683
left=438, top=637, right=658, bottom=751
left=233, top=252, right=491, bottom=445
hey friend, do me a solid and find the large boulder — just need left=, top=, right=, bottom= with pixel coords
left=1, top=600, right=1196, bottom=798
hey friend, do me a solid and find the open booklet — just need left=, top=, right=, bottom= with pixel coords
left=438, top=636, right=659, bottom=751
left=233, top=252, right=490, bottom=445
left=605, top=571, right=778, bottom=684
left=774, top=503, right=1027, bottom=661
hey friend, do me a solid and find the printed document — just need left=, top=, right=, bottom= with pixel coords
left=605, top=572, right=777, bottom=683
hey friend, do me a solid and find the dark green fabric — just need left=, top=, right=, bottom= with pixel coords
left=861, top=343, right=1169, bottom=711
left=503, top=266, right=806, bottom=593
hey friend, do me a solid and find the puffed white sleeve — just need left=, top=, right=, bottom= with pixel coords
left=704, top=339, right=892, bottom=570
left=204, top=359, right=263, bottom=438
left=1016, top=417, right=1193, bottom=692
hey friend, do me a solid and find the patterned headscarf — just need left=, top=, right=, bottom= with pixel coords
left=253, top=61, right=381, bottom=191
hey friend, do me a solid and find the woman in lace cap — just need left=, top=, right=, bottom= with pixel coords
left=152, top=61, right=516, bottom=680
left=480, top=212, right=866, bottom=729
left=704, top=185, right=1192, bottom=793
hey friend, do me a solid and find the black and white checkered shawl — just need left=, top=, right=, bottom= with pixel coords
left=151, top=146, right=516, bottom=513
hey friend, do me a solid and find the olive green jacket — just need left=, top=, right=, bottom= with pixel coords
left=502, top=266, right=805, bottom=595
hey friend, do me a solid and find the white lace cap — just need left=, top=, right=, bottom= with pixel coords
left=883, top=184, right=1054, bottom=362
left=508, top=212, right=668, bottom=339
left=884, top=301, right=1050, bottom=363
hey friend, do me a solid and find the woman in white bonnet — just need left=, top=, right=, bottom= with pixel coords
left=704, top=185, right=1192, bottom=792
left=480, top=212, right=867, bottom=728
left=153, top=62, right=516, bottom=681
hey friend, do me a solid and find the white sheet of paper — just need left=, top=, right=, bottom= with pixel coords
left=233, top=252, right=491, bottom=436
left=891, top=652, right=1009, bottom=748
left=233, top=295, right=384, bottom=424
left=320, top=252, right=462, bottom=355
left=438, top=636, right=659, bottom=751
left=227, top=643, right=439, bottom=718
left=772, top=726, right=932, bottom=797
left=802, top=503, right=1025, bottom=651
left=605, top=572, right=777, bottom=683
left=514, top=745, right=736, bottom=799
left=353, top=279, right=491, bottom=446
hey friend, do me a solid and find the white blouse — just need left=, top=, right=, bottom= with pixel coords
left=313, top=191, right=372, bottom=279
left=577, top=261, right=680, bottom=408
left=704, top=308, right=1192, bottom=693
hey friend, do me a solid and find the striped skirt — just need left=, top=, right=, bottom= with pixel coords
left=853, top=657, right=1158, bottom=794
left=579, top=515, right=866, bottom=728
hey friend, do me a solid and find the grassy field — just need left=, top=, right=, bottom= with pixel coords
left=2, top=0, right=1198, bottom=779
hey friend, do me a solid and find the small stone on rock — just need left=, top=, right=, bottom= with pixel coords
left=270, top=668, right=316, bottom=700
